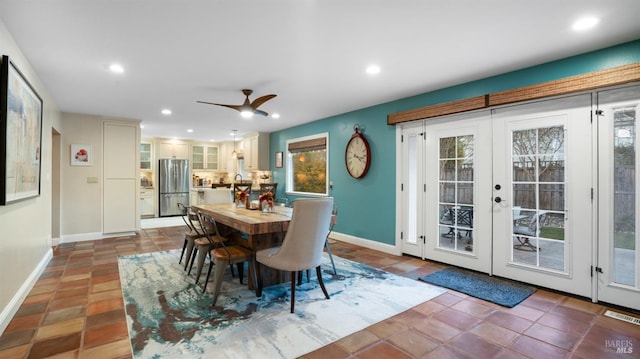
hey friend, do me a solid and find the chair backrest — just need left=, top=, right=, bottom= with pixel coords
left=233, top=183, right=251, bottom=200
left=197, top=211, right=233, bottom=257
left=178, top=202, right=200, bottom=234
left=259, top=183, right=277, bottom=197
left=271, top=197, right=334, bottom=271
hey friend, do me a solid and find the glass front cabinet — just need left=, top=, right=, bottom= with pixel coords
left=192, top=144, right=219, bottom=170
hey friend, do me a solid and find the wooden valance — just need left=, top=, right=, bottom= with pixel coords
left=388, top=62, right=640, bottom=125
left=288, top=137, right=326, bottom=152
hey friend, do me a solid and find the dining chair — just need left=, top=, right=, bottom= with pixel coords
left=255, top=197, right=334, bottom=313
left=258, top=183, right=277, bottom=197
left=198, top=212, right=255, bottom=304
left=177, top=203, right=204, bottom=268
left=233, top=183, right=252, bottom=199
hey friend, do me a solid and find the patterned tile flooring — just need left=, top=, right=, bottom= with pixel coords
left=0, top=225, right=639, bottom=358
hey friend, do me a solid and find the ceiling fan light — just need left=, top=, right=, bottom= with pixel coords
left=240, top=110, right=254, bottom=119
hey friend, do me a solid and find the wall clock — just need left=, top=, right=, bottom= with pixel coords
left=345, top=125, right=371, bottom=179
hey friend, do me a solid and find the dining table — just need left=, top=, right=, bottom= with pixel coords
left=192, top=202, right=293, bottom=290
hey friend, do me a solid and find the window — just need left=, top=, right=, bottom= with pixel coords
left=286, top=133, right=329, bottom=195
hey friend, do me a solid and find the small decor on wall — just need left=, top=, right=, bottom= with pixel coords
left=71, top=144, right=93, bottom=166
left=0, top=55, right=43, bottom=205
left=275, top=151, right=283, bottom=168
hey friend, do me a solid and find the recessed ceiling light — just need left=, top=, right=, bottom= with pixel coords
left=366, top=65, right=381, bottom=75
left=187, top=129, right=194, bottom=133
left=161, top=109, right=172, bottom=115
left=572, top=17, right=599, bottom=31
left=271, top=113, right=280, bottom=119
left=109, top=63, right=124, bottom=73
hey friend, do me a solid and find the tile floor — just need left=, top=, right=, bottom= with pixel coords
left=0, top=225, right=639, bottom=358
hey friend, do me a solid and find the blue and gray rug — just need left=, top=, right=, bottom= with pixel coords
left=118, top=250, right=445, bottom=358
left=419, top=267, right=536, bottom=308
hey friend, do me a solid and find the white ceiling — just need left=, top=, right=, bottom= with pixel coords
left=0, top=0, right=638, bottom=142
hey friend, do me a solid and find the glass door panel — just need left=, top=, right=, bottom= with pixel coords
left=511, top=126, right=566, bottom=272
left=438, top=135, right=474, bottom=253
left=597, top=84, right=640, bottom=310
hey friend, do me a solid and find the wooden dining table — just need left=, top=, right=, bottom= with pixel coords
left=192, top=203, right=293, bottom=290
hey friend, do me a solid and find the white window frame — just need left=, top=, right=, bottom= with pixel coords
left=285, top=132, right=329, bottom=196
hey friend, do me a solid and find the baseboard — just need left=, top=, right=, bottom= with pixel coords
left=330, top=231, right=401, bottom=256
left=0, top=247, right=53, bottom=335
left=60, top=231, right=137, bottom=244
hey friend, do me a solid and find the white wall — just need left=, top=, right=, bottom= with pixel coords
left=0, top=19, right=62, bottom=332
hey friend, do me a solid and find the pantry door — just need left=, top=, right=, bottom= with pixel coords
left=596, top=84, right=640, bottom=310
left=492, top=94, right=593, bottom=297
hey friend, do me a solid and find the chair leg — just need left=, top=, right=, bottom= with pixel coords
left=202, top=259, right=214, bottom=293
left=211, top=258, right=228, bottom=306
left=194, top=247, right=208, bottom=283
left=316, top=266, right=330, bottom=300
left=179, top=239, right=187, bottom=264
left=236, top=262, right=244, bottom=284
left=290, top=271, right=296, bottom=313
left=324, top=240, right=337, bottom=275
left=187, top=247, right=198, bottom=275
left=256, top=262, right=263, bottom=297
left=183, top=239, right=195, bottom=270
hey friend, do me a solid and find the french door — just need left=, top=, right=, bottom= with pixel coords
left=597, top=84, right=640, bottom=310
left=492, top=94, right=593, bottom=297
left=399, top=94, right=593, bottom=297
left=399, top=111, right=493, bottom=274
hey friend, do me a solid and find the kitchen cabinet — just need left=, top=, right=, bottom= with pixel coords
left=140, top=141, right=152, bottom=170
left=243, top=132, right=270, bottom=171
left=141, top=188, right=154, bottom=217
left=157, top=140, right=189, bottom=159
left=191, top=144, right=219, bottom=170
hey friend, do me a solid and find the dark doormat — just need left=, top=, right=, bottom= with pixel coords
left=419, top=268, right=536, bottom=308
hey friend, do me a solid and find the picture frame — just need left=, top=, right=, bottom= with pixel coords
left=0, top=55, right=43, bottom=205
left=275, top=151, right=283, bottom=168
left=71, top=144, right=93, bottom=166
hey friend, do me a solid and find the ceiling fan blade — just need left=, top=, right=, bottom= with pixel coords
left=250, top=94, right=277, bottom=109
left=254, top=109, right=269, bottom=117
left=197, top=101, right=242, bottom=112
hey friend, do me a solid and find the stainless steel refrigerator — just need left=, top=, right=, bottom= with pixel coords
left=158, top=159, right=190, bottom=217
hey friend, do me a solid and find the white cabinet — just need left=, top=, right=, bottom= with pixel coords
left=157, top=140, right=189, bottom=159
left=140, top=142, right=152, bottom=170
left=141, top=188, right=154, bottom=217
left=191, top=144, right=219, bottom=170
left=243, top=132, right=270, bottom=171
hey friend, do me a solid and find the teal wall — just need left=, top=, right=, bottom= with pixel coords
left=270, top=39, right=640, bottom=246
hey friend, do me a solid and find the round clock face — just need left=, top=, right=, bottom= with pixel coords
left=345, top=134, right=371, bottom=178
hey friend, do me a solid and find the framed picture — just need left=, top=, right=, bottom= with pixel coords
left=71, top=144, right=93, bottom=166
left=275, top=151, right=283, bottom=168
left=0, top=55, right=43, bottom=205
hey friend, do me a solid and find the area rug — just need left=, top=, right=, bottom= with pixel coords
left=419, top=268, right=536, bottom=308
left=118, top=250, right=446, bottom=358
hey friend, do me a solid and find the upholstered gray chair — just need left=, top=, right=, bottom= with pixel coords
left=255, top=197, right=334, bottom=313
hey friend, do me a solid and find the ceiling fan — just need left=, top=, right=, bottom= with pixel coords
left=197, top=89, right=277, bottom=118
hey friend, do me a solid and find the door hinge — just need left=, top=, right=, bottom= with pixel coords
left=591, top=265, right=603, bottom=277
left=401, top=183, right=403, bottom=191
left=591, top=188, right=594, bottom=201
left=423, top=183, right=426, bottom=192
left=400, top=231, right=403, bottom=240
left=401, top=134, right=404, bottom=142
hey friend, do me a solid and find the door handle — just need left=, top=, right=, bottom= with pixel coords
left=494, top=197, right=502, bottom=203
